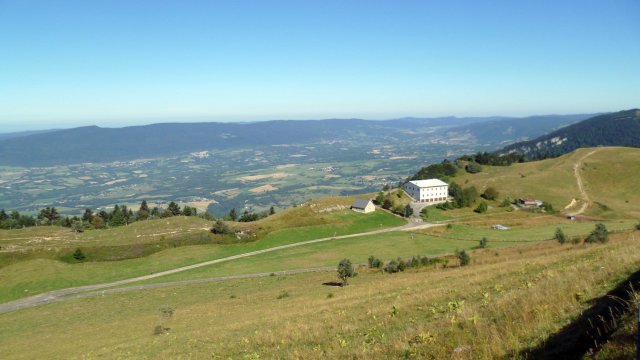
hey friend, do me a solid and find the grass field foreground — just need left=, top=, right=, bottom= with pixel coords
left=1, top=230, right=639, bottom=358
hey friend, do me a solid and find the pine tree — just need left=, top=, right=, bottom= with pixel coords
left=167, top=202, right=181, bottom=216
left=138, top=200, right=150, bottom=220
left=82, top=208, right=93, bottom=222
left=110, top=207, right=126, bottom=227
left=228, top=208, right=238, bottom=221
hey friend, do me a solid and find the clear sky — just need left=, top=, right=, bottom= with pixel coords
left=0, top=0, right=638, bottom=131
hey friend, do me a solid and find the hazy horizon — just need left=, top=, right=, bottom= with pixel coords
left=0, top=110, right=614, bottom=133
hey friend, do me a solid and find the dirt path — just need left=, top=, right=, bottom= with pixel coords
left=568, top=149, right=598, bottom=215
left=0, top=220, right=442, bottom=315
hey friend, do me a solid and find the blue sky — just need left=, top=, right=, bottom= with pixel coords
left=0, top=0, right=638, bottom=131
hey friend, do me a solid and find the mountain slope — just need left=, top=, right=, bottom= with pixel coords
left=499, top=109, right=640, bottom=159
left=0, top=114, right=596, bottom=166
left=454, top=147, right=640, bottom=218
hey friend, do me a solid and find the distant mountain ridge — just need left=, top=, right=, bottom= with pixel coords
left=0, top=114, right=596, bottom=166
left=499, top=109, right=640, bottom=159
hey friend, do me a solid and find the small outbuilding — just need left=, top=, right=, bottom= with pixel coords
left=351, top=198, right=375, bottom=213
left=517, top=198, right=543, bottom=208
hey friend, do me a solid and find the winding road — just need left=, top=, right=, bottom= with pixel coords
left=0, top=218, right=441, bottom=315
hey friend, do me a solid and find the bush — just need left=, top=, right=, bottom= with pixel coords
left=72, top=248, right=86, bottom=261
left=541, top=201, right=554, bottom=213
left=555, top=227, right=567, bottom=244
left=276, top=291, right=290, bottom=299
left=500, top=197, right=513, bottom=207
left=368, top=255, right=376, bottom=267
left=571, top=236, right=582, bottom=245
left=210, top=219, right=231, bottom=235
left=479, top=237, right=488, bottom=248
left=410, top=256, right=420, bottom=267
left=436, top=202, right=453, bottom=211
left=397, top=258, right=407, bottom=272
left=465, top=162, right=483, bottom=174
left=585, top=223, right=608, bottom=244
left=456, top=249, right=470, bottom=266
left=474, top=202, right=488, bottom=214
left=420, top=256, right=430, bottom=266
left=482, top=187, right=499, bottom=200
left=385, top=260, right=399, bottom=274
left=367, top=256, right=382, bottom=268
left=635, top=222, right=640, bottom=230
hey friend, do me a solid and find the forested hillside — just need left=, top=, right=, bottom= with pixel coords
left=499, top=109, right=640, bottom=159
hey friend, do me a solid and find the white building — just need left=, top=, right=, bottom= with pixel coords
left=403, top=179, right=449, bottom=204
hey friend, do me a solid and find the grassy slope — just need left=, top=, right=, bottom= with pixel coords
left=453, top=147, right=640, bottom=218
left=1, top=230, right=638, bottom=359
left=0, top=209, right=405, bottom=303
left=132, top=219, right=637, bottom=285
left=581, top=147, right=640, bottom=218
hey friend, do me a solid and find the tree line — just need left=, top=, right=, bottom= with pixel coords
left=0, top=200, right=203, bottom=230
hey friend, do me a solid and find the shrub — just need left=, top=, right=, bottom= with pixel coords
left=479, top=237, right=488, bottom=248
left=541, top=201, right=554, bottom=213
left=482, top=187, right=499, bottom=200
left=71, top=220, right=85, bottom=233
left=72, top=248, right=86, bottom=261
left=465, top=162, right=483, bottom=174
left=368, top=255, right=376, bottom=268
left=420, top=256, right=430, bottom=266
left=210, top=219, right=231, bottom=235
left=276, top=291, right=290, bottom=299
left=402, top=204, right=414, bottom=218
left=397, top=258, right=407, bottom=272
left=456, top=249, right=470, bottom=266
left=420, top=207, right=428, bottom=219
left=474, top=202, right=488, bottom=214
left=585, top=223, right=608, bottom=244
left=367, top=255, right=383, bottom=269
left=635, top=222, right=640, bottom=230
left=385, top=260, right=399, bottom=274
left=410, top=256, right=420, bottom=267
left=571, top=236, right=582, bottom=245
left=555, top=227, right=567, bottom=244
left=382, top=199, right=392, bottom=210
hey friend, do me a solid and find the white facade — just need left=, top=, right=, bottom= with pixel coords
left=403, top=179, right=449, bottom=204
